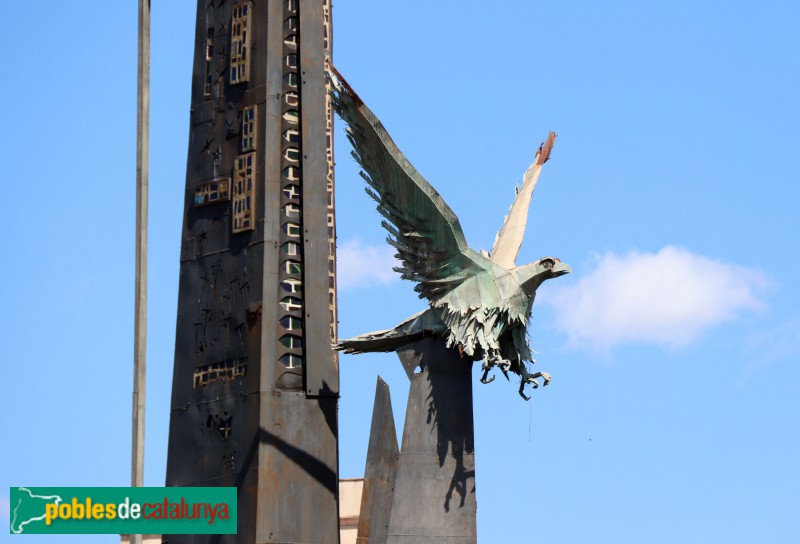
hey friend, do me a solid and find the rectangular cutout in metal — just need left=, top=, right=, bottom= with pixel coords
left=242, top=105, right=257, bottom=152
left=232, top=153, right=255, bottom=232
left=194, top=178, right=230, bottom=207
left=193, top=357, right=247, bottom=388
left=230, top=2, right=252, bottom=85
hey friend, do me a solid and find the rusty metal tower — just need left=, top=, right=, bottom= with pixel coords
left=164, top=1, right=338, bottom=542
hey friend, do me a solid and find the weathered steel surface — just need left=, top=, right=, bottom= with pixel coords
left=330, top=69, right=570, bottom=399
left=256, top=392, right=339, bottom=543
left=254, top=1, right=287, bottom=540
left=300, top=0, right=339, bottom=398
left=165, top=1, right=339, bottom=542
left=386, top=338, right=476, bottom=544
left=356, top=377, right=399, bottom=544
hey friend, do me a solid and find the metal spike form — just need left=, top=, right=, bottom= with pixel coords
left=357, top=377, right=399, bottom=544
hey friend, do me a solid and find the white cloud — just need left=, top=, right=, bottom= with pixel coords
left=336, top=239, right=399, bottom=290
left=545, top=246, right=768, bottom=352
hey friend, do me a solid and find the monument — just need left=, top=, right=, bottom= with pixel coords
left=329, top=68, right=570, bottom=543
left=161, top=2, right=570, bottom=542
left=163, top=1, right=339, bottom=542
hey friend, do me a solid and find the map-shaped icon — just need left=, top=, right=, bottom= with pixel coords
left=10, top=487, right=62, bottom=534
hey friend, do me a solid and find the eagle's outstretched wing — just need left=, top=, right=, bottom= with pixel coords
left=490, top=132, right=556, bottom=269
left=328, top=66, right=491, bottom=301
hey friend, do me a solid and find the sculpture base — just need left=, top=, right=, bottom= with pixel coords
left=387, top=337, right=477, bottom=544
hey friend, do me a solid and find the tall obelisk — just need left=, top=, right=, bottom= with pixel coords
left=164, top=1, right=339, bottom=542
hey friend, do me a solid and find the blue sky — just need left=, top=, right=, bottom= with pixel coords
left=2, top=1, right=799, bottom=543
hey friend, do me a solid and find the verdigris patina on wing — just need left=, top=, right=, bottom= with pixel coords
left=329, top=66, right=570, bottom=399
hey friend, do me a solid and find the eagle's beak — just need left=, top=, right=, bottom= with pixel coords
left=514, top=259, right=572, bottom=296
left=552, top=262, right=571, bottom=277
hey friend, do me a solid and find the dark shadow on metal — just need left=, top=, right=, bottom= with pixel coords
left=312, top=380, right=340, bottom=436
left=259, top=427, right=338, bottom=495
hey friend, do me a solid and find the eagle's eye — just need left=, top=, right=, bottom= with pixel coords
left=541, top=258, right=555, bottom=270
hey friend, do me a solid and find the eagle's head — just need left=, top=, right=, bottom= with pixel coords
left=513, top=256, right=571, bottom=297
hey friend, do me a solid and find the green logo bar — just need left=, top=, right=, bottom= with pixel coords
left=9, top=487, right=237, bottom=535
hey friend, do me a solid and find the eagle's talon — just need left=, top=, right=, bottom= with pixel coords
left=518, top=370, right=552, bottom=399
left=537, top=372, right=552, bottom=387
left=525, top=371, right=551, bottom=387
left=480, top=368, right=495, bottom=384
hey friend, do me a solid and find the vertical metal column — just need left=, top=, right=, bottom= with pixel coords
left=299, top=0, right=338, bottom=397
left=165, top=1, right=339, bottom=542
left=388, top=338, right=477, bottom=544
left=131, top=2, right=149, bottom=544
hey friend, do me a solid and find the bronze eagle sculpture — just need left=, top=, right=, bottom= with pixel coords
left=329, top=67, right=571, bottom=399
